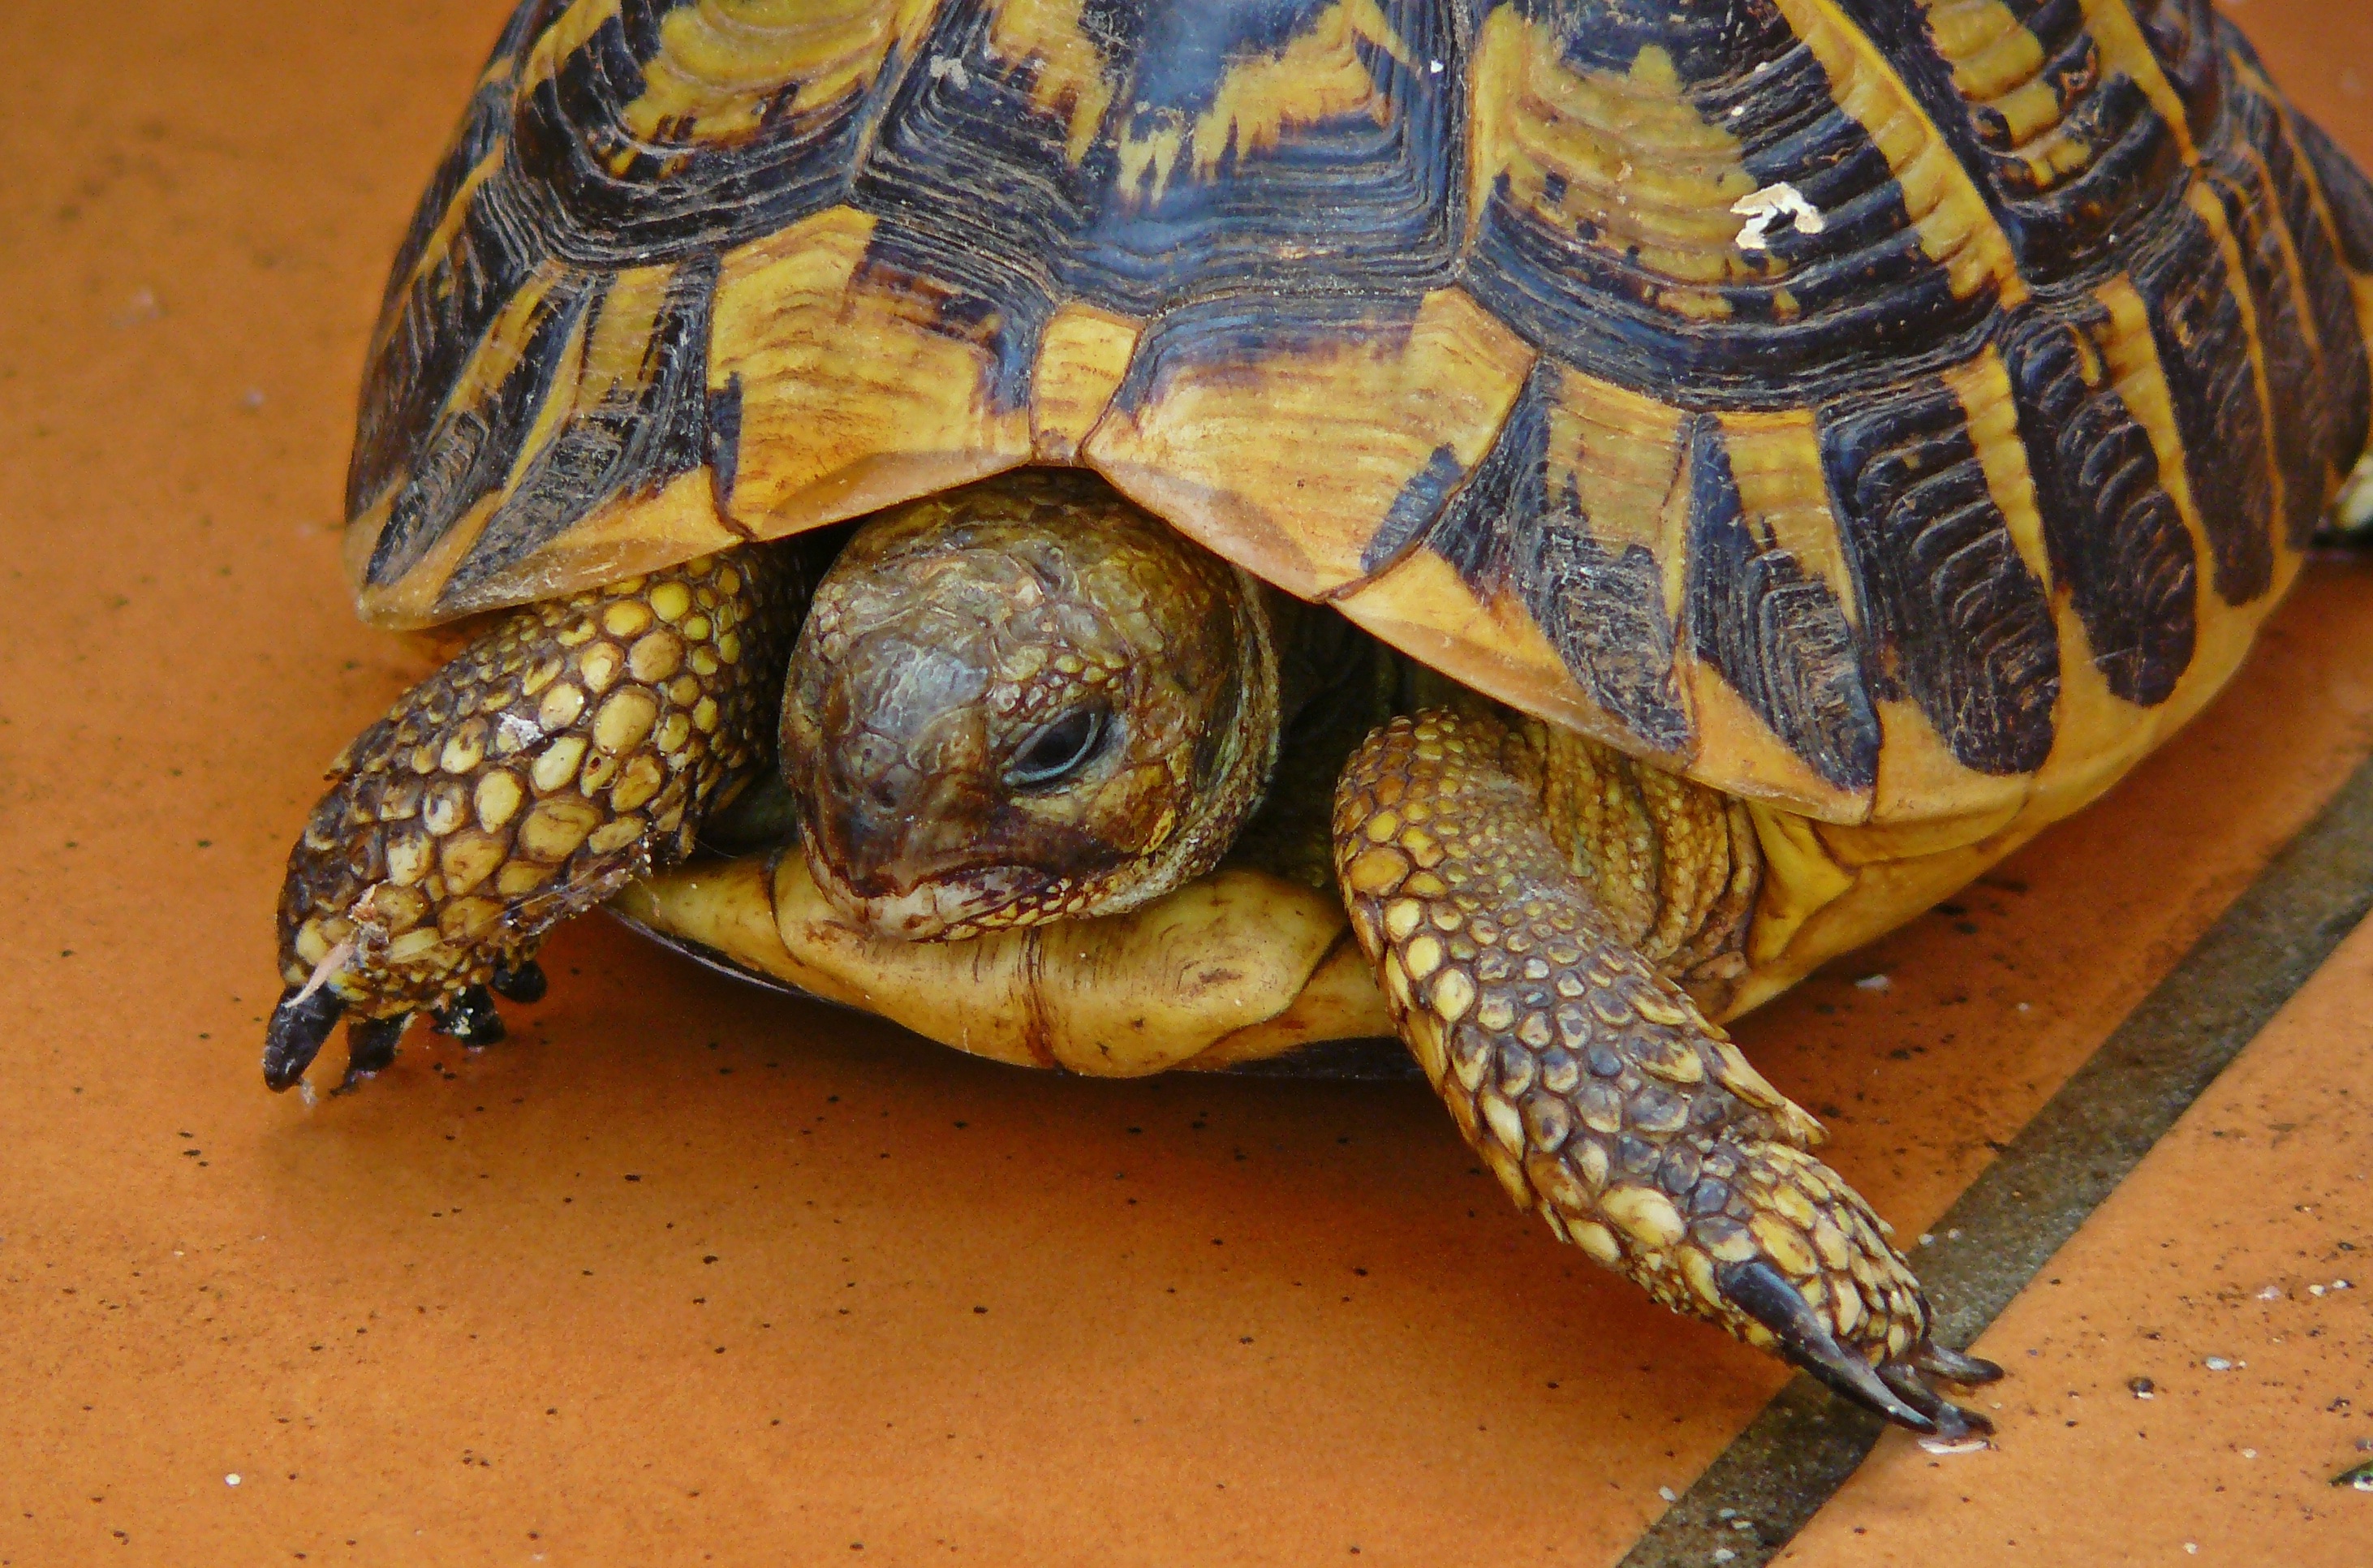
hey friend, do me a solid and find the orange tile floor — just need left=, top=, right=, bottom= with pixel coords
left=2, top=3, right=2368, bottom=1565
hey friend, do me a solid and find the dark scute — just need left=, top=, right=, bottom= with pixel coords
left=349, top=151, right=552, bottom=521
left=1898, top=0, right=2184, bottom=282
left=1422, top=367, right=1557, bottom=588
left=2293, top=110, right=2373, bottom=276
left=851, top=0, right=1107, bottom=407
left=366, top=274, right=596, bottom=589
left=1364, top=445, right=1471, bottom=575
left=1818, top=381, right=2060, bottom=777
left=1416, top=365, right=1691, bottom=756
left=1529, top=531, right=1692, bottom=758
left=2130, top=191, right=2277, bottom=605
left=1126, top=0, right=1330, bottom=113
left=2132, top=0, right=2223, bottom=131
left=373, top=70, right=523, bottom=338
left=368, top=1, right=558, bottom=338
left=2217, top=25, right=2371, bottom=489
left=444, top=256, right=724, bottom=601
left=508, top=2, right=902, bottom=262
left=2205, top=86, right=2346, bottom=548
left=2013, top=76, right=2183, bottom=278
left=1062, top=0, right=1463, bottom=314
left=1463, top=0, right=1993, bottom=409
left=2281, top=173, right=2373, bottom=481
left=705, top=373, right=743, bottom=516
left=1684, top=416, right=1878, bottom=791
left=1998, top=302, right=2196, bottom=709
left=1827, top=0, right=2013, bottom=220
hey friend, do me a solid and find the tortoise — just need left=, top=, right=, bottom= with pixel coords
left=265, top=0, right=2373, bottom=1445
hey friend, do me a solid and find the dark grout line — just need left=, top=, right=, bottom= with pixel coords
left=1620, top=748, right=2373, bottom=1568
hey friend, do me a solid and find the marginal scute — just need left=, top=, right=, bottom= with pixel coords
left=1030, top=302, right=1141, bottom=462
left=1086, top=287, right=1535, bottom=599
left=1997, top=296, right=2198, bottom=708
left=1367, top=363, right=1695, bottom=765
left=352, top=265, right=597, bottom=619
left=440, top=258, right=729, bottom=615
left=2220, top=49, right=2373, bottom=489
left=2207, top=44, right=2373, bottom=534
left=1685, top=412, right=1879, bottom=819
left=1331, top=546, right=1619, bottom=750
left=1816, top=362, right=2060, bottom=786
left=2129, top=185, right=2280, bottom=605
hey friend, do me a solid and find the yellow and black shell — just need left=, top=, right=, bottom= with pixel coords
left=348, top=0, right=2373, bottom=833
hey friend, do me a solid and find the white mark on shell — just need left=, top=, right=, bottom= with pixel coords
left=1733, top=181, right=1826, bottom=251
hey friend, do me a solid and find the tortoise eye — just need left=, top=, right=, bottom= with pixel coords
left=1006, top=705, right=1110, bottom=790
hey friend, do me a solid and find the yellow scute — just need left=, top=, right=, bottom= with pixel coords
left=707, top=205, right=1031, bottom=536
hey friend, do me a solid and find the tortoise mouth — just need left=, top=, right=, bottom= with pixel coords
left=803, top=847, right=1062, bottom=942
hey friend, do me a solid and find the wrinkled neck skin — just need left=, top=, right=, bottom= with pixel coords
left=780, top=474, right=1288, bottom=942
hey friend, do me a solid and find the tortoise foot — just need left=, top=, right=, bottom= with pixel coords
left=263, top=549, right=809, bottom=1092
left=1701, top=1142, right=1995, bottom=1440
left=1333, top=709, right=2000, bottom=1439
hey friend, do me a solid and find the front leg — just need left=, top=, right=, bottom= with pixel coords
left=265, top=548, right=808, bottom=1092
left=1333, top=711, right=1999, bottom=1439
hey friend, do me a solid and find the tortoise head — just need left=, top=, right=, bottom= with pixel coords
left=780, top=472, right=1281, bottom=941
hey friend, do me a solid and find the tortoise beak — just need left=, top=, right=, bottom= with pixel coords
left=803, top=848, right=1056, bottom=941
left=790, top=636, right=1065, bottom=939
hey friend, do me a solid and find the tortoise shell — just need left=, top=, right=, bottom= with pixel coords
left=345, top=0, right=2373, bottom=829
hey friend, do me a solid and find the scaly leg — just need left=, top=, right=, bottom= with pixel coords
left=1333, top=710, right=1998, bottom=1438
left=265, top=548, right=808, bottom=1092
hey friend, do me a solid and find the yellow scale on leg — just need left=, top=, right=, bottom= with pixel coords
left=265, top=547, right=810, bottom=1091
left=1333, top=708, right=1998, bottom=1439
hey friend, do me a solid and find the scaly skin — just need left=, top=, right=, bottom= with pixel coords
left=265, top=547, right=808, bottom=1090
left=1333, top=709, right=1999, bottom=1438
left=782, top=472, right=1281, bottom=940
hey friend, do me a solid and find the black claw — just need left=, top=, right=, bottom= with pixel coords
left=336, top=1015, right=407, bottom=1093
left=1914, top=1342, right=2005, bottom=1387
left=432, top=986, right=506, bottom=1047
left=1878, top=1359, right=1994, bottom=1443
left=263, top=985, right=344, bottom=1092
left=1719, top=1260, right=1937, bottom=1434
left=488, top=960, right=546, bottom=1005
